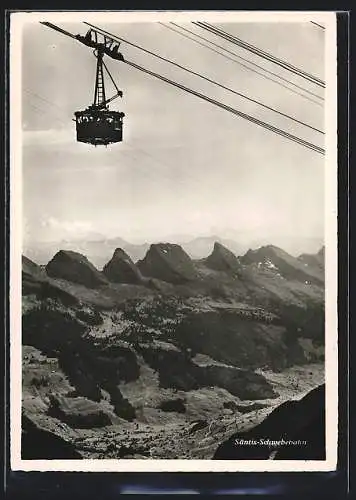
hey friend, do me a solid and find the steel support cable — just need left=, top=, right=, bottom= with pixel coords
left=85, top=22, right=323, bottom=134
left=100, top=58, right=123, bottom=105
left=310, top=21, right=325, bottom=30
left=195, top=21, right=325, bottom=87
left=41, top=21, right=77, bottom=39
left=24, top=88, right=70, bottom=116
left=26, top=102, right=67, bottom=126
left=162, top=22, right=324, bottom=105
left=194, top=22, right=325, bottom=88
left=124, top=59, right=324, bottom=155
left=24, top=90, right=68, bottom=125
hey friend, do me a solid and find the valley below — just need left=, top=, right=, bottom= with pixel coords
left=21, top=241, right=325, bottom=460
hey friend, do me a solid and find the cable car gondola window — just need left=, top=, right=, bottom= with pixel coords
left=75, top=109, right=125, bottom=146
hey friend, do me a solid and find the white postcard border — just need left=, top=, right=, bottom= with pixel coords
left=10, top=10, right=338, bottom=473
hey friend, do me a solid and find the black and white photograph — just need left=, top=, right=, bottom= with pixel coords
left=10, top=11, right=338, bottom=472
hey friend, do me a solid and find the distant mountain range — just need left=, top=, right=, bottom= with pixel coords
left=23, top=234, right=324, bottom=270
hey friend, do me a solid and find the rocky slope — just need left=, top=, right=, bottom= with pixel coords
left=21, top=242, right=325, bottom=459
left=241, top=244, right=324, bottom=285
left=299, top=246, right=325, bottom=271
left=23, top=255, right=46, bottom=279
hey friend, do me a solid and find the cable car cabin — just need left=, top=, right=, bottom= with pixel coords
left=74, top=109, right=125, bottom=146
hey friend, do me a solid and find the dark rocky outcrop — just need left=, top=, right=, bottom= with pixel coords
left=46, top=250, right=108, bottom=288
left=159, top=398, right=186, bottom=414
left=175, top=311, right=293, bottom=371
left=75, top=308, right=103, bottom=326
left=213, top=383, right=325, bottom=460
left=22, top=414, right=82, bottom=459
left=103, top=248, right=144, bottom=284
left=230, top=401, right=270, bottom=414
left=22, top=305, right=137, bottom=420
left=137, top=340, right=276, bottom=399
left=203, top=365, right=277, bottom=399
left=138, top=341, right=200, bottom=392
left=189, top=420, right=208, bottom=433
left=137, top=243, right=198, bottom=284
left=204, top=242, right=241, bottom=273
left=47, top=395, right=112, bottom=428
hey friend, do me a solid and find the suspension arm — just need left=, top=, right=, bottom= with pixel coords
left=40, top=22, right=125, bottom=62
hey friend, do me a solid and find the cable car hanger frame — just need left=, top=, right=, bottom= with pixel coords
left=74, top=29, right=126, bottom=146
left=40, top=23, right=126, bottom=147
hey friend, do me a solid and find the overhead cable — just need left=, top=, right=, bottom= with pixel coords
left=162, top=22, right=324, bottom=105
left=125, top=59, right=324, bottom=155
left=310, top=21, right=325, bottom=30
left=193, top=21, right=325, bottom=88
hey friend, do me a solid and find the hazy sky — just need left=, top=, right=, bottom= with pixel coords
left=21, top=17, right=326, bottom=248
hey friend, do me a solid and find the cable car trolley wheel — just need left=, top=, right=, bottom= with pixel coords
left=75, top=108, right=125, bottom=146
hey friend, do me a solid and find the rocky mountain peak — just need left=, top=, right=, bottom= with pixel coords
left=241, top=245, right=324, bottom=284
left=103, top=248, right=144, bottom=284
left=46, top=250, right=108, bottom=288
left=205, top=241, right=240, bottom=273
left=137, top=243, right=198, bottom=284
